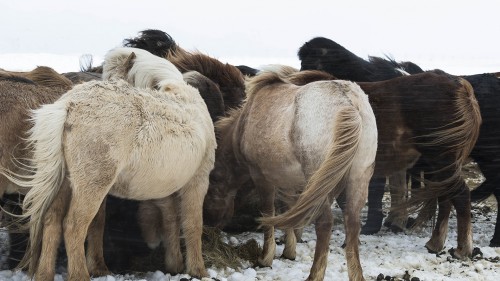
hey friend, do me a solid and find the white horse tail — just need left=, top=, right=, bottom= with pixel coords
left=260, top=106, right=362, bottom=229
left=7, top=99, right=68, bottom=273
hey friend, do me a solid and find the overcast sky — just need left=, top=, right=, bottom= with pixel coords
left=1, top=0, right=499, bottom=74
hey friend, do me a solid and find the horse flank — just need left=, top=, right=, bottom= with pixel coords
left=259, top=102, right=363, bottom=228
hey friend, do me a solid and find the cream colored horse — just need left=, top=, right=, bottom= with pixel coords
left=2, top=47, right=216, bottom=280
left=205, top=67, right=378, bottom=281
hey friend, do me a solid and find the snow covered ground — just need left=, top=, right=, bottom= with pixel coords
left=1, top=195, right=499, bottom=281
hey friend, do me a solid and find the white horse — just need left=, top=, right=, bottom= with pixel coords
left=2, top=47, right=216, bottom=281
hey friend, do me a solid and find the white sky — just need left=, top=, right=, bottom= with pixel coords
left=0, top=0, right=499, bottom=75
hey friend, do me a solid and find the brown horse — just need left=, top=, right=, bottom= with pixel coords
left=0, top=67, right=73, bottom=268
left=123, top=29, right=246, bottom=111
left=298, top=38, right=482, bottom=258
left=204, top=66, right=378, bottom=281
left=289, top=58, right=481, bottom=259
left=1, top=47, right=216, bottom=281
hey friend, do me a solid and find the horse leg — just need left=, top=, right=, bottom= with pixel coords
left=492, top=186, right=500, bottom=247
left=178, top=170, right=209, bottom=278
left=425, top=199, right=451, bottom=253
left=282, top=228, right=297, bottom=260
left=450, top=186, right=473, bottom=258
left=34, top=179, right=71, bottom=281
left=385, top=170, right=408, bottom=233
left=306, top=204, right=333, bottom=281
left=252, top=174, right=276, bottom=267
left=342, top=172, right=371, bottom=281
left=154, top=196, right=184, bottom=274
left=137, top=201, right=162, bottom=249
left=86, top=197, right=111, bottom=277
left=63, top=165, right=116, bottom=281
left=471, top=163, right=500, bottom=247
left=361, top=176, right=385, bottom=234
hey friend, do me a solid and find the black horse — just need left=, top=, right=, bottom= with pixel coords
left=298, top=36, right=500, bottom=247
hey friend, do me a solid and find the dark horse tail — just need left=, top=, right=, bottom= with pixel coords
left=408, top=77, right=482, bottom=216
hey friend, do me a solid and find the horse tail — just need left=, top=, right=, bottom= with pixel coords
left=260, top=105, right=363, bottom=229
left=1, top=99, right=69, bottom=275
left=408, top=77, right=481, bottom=214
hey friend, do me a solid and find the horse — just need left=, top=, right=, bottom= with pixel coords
left=1, top=47, right=216, bottom=281
left=298, top=37, right=482, bottom=257
left=123, top=29, right=265, bottom=233
left=299, top=36, right=500, bottom=247
left=123, top=29, right=246, bottom=111
left=204, top=66, right=378, bottom=281
left=0, top=67, right=74, bottom=269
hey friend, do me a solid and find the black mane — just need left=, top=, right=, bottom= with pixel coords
left=123, top=29, right=177, bottom=57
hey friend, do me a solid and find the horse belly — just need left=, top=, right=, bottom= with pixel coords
left=111, top=137, right=207, bottom=200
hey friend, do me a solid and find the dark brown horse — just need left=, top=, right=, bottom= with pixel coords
left=298, top=37, right=482, bottom=258
left=299, top=37, right=500, bottom=248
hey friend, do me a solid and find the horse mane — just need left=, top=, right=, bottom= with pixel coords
left=245, top=70, right=287, bottom=99
left=167, top=49, right=245, bottom=93
left=123, top=29, right=178, bottom=58
left=258, top=65, right=337, bottom=86
left=103, top=47, right=184, bottom=88
left=298, top=37, right=420, bottom=81
left=286, top=70, right=337, bottom=86
left=0, top=70, right=36, bottom=85
left=0, top=66, right=72, bottom=89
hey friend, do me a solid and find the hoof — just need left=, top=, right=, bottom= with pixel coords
left=361, top=225, right=381, bottom=235
left=489, top=240, right=500, bottom=247
left=390, top=225, right=405, bottom=233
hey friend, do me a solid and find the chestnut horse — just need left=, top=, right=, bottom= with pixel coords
left=1, top=47, right=216, bottom=281
left=204, top=66, right=378, bottom=281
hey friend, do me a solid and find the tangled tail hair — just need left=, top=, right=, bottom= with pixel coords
left=407, top=78, right=481, bottom=218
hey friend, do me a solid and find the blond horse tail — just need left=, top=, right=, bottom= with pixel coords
left=260, top=106, right=362, bottom=229
left=7, top=99, right=68, bottom=274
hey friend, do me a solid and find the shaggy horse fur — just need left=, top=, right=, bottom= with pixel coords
left=299, top=36, right=500, bottom=248
left=123, top=29, right=246, bottom=111
left=204, top=67, right=378, bottom=281
left=298, top=37, right=482, bottom=258
left=0, top=66, right=73, bottom=268
left=1, top=47, right=216, bottom=281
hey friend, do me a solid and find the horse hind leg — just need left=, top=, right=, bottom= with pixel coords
left=384, top=170, right=408, bottom=233
left=281, top=228, right=297, bottom=260
left=86, top=197, right=111, bottom=277
left=178, top=166, right=211, bottom=278
left=63, top=164, right=118, bottom=281
left=34, top=178, right=71, bottom=281
left=252, top=174, right=276, bottom=267
left=450, top=185, right=473, bottom=258
left=306, top=204, right=334, bottom=281
left=153, top=196, right=184, bottom=275
left=425, top=199, right=452, bottom=254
